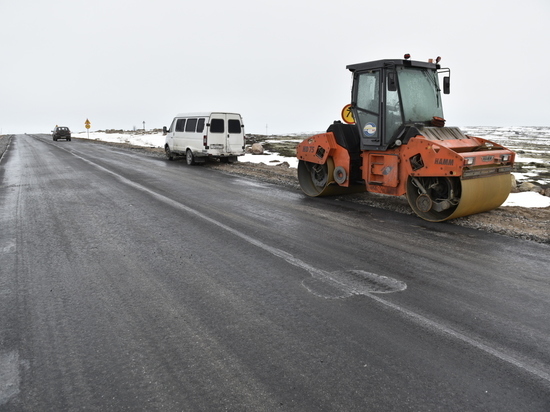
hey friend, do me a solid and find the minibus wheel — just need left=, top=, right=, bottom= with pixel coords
left=186, top=149, right=195, bottom=165
left=165, top=145, right=173, bottom=160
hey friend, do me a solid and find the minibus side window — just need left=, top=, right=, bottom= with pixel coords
left=186, top=118, right=198, bottom=132
left=169, top=119, right=176, bottom=132
left=228, top=119, right=241, bottom=134
left=210, top=119, right=224, bottom=133
left=197, top=118, right=205, bottom=133
left=175, top=119, right=186, bottom=132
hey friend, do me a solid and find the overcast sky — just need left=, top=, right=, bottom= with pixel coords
left=1, top=0, right=548, bottom=135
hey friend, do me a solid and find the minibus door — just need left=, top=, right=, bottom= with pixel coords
left=226, top=114, right=244, bottom=154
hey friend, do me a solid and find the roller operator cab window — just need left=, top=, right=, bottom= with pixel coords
left=385, top=82, right=402, bottom=141
left=397, top=67, right=444, bottom=123
left=355, top=71, right=380, bottom=143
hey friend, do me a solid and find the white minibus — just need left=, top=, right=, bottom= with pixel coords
left=163, top=112, right=245, bottom=164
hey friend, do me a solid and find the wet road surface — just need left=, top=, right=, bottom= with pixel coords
left=1, top=134, right=550, bottom=411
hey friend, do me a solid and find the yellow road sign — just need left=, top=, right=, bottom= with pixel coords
left=85, top=119, right=91, bottom=129
left=341, top=104, right=355, bottom=124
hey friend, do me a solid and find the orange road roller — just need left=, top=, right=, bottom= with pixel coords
left=297, top=56, right=515, bottom=222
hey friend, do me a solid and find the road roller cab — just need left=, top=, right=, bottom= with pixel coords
left=296, top=56, right=515, bottom=222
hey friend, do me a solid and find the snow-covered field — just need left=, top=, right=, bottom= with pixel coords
left=72, top=131, right=302, bottom=168
left=73, top=127, right=550, bottom=208
left=462, top=126, right=550, bottom=185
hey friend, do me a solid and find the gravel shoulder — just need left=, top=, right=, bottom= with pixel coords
left=2, top=135, right=548, bottom=244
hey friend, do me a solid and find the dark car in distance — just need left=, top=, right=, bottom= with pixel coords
left=52, top=126, right=71, bottom=141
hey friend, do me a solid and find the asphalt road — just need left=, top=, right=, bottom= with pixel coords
left=1, top=134, right=550, bottom=411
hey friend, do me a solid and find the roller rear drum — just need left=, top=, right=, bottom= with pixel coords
left=298, top=159, right=366, bottom=197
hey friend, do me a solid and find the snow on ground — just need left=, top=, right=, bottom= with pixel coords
left=74, top=131, right=166, bottom=147
left=73, top=131, right=549, bottom=208
left=73, top=131, right=300, bottom=167
left=240, top=152, right=299, bottom=168
left=501, top=191, right=550, bottom=208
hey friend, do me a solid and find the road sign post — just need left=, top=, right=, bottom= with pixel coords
left=85, top=119, right=91, bottom=139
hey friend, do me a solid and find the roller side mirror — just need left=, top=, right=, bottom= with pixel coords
left=443, top=76, right=450, bottom=94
